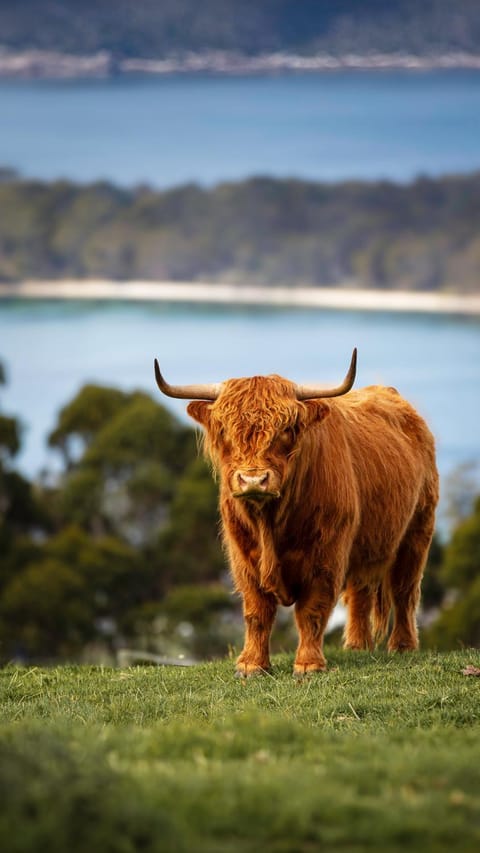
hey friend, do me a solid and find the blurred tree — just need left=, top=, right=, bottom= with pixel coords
left=34, top=381, right=228, bottom=660
left=0, top=523, right=155, bottom=660
left=420, top=532, right=445, bottom=612
left=424, top=496, right=480, bottom=649
left=0, top=558, right=91, bottom=660
left=0, top=416, right=21, bottom=461
left=157, top=457, right=225, bottom=588
left=82, top=392, right=194, bottom=474
left=0, top=360, right=21, bottom=461
left=48, top=383, right=131, bottom=468
left=126, top=583, right=238, bottom=660
left=441, top=496, right=480, bottom=592
left=50, top=387, right=200, bottom=547
left=0, top=360, right=51, bottom=594
left=442, top=461, right=480, bottom=530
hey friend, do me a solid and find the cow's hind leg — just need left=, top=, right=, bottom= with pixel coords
left=236, top=581, right=277, bottom=677
left=343, top=583, right=375, bottom=651
left=388, top=504, right=436, bottom=652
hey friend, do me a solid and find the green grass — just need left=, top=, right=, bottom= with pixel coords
left=1, top=650, right=480, bottom=852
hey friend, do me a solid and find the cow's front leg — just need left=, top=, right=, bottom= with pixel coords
left=236, top=581, right=277, bottom=678
left=293, top=568, right=339, bottom=676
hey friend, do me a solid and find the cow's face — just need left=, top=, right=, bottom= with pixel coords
left=187, top=375, right=330, bottom=502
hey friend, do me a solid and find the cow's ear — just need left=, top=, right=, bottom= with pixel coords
left=302, top=400, right=331, bottom=425
left=187, top=400, right=213, bottom=428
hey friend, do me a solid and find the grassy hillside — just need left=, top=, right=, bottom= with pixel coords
left=1, top=650, right=479, bottom=851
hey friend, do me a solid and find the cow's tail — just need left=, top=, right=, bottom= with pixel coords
left=372, top=578, right=392, bottom=643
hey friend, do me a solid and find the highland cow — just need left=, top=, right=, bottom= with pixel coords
left=154, top=350, right=438, bottom=677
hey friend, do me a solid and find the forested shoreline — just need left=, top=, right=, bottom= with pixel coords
left=1, top=170, right=480, bottom=293
left=1, top=1, right=480, bottom=65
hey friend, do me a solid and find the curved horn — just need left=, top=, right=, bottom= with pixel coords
left=294, top=348, right=357, bottom=400
left=154, top=359, right=221, bottom=401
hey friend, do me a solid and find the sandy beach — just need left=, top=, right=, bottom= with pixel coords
left=1, top=280, right=480, bottom=316
left=2, top=50, right=480, bottom=79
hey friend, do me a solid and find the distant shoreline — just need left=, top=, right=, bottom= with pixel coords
left=1, top=280, right=480, bottom=316
left=1, top=49, right=480, bottom=79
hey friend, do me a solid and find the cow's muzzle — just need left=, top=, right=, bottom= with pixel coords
left=232, top=469, right=280, bottom=501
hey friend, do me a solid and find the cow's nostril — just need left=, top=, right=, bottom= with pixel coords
left=236, top=471, right=270, bottom=491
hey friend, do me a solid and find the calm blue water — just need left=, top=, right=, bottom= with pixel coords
left=1, top=72, right=480, bottom=523
left=1, top=72, right=480, bottom=186
left=0, top=301, right=479, bottom=509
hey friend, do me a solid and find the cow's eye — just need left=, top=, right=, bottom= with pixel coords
left=279, top=428, right=295, bottom=446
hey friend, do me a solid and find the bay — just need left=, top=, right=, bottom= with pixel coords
left=1, top=71, right=480, bottom=187
left=0, top=300, right=479, bottom=524
left=1, top=69, right=480, bottom=528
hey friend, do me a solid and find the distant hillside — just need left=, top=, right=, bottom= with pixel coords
left=1, top=1, right=480, bottom=76
left=1, top=171, right=479, bottom=293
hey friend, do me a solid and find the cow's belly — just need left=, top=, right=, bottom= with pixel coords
left=347, top=512, right=413, bottom=585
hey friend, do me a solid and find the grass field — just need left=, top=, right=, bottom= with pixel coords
left=1, top=650, right=479, bottom=852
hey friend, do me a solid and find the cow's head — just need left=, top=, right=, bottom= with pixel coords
left=154, top=350, right=356, bottom=503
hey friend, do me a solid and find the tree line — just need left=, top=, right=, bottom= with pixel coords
left=0, top=360, right=479, bottom=663
left=1, top=171, right=480, bottom=293
left=1, top=1, right=479, bottom=59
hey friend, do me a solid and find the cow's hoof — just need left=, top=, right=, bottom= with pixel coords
left=344, top=641, right=374, bottom=652
left=293, top=662, right=327, bottom=679
left=387, top=643, right=417, bottom=653
left=235, top=664, right=270, bottom=678
left=387, top=633, right=418, bottom=653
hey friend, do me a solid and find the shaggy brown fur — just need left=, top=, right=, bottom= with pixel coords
left=187, top=376, right=439, bottom=677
